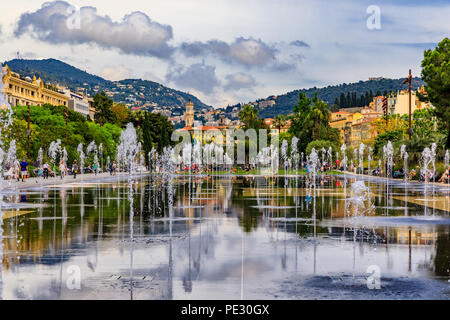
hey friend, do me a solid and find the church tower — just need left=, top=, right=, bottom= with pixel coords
left=185, top=99, right=194, bottom=127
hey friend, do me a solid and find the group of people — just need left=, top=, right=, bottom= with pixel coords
left=6, top=159, right=104, bottom=182
left=4, top=159, right=29, bottom=182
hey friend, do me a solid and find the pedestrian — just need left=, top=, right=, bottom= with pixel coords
left=13, top=159, right=20, bottom=181
left=113, top=161, right=117, bottom=175
left=59, top=159, right=66, bottom=180
left=20, top=158, right=28, bottom=182
left=72, top=160, right=78, bottom=179
left=94, top=162, right=99, bottom=175
left=109, top=161, right=113, bottom=175
left=5, top=161, right=12, bottom=180
left=43, top=163, right=49, bottom=179
left=439, top=167, right=449, bottom=183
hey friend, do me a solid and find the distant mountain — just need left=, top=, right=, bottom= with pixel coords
left=256, top=77, right=425, bottom=118
left=2, top=58, right=211, bottom=110
left=4, top=58, right=107, bottom=87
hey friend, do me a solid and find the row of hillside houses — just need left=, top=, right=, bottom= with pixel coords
left=1, top=65, right=95, bottom=118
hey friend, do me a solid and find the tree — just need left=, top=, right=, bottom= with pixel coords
left=421, top=37, right=450, bottom=147
left=133, top=112, right=175, bottom=166
left=3, top=104, right=122, bottom=167
left=289, top=92, right=339, bottom=153
left=238, top=104, right=265, bottom=130
left=274, top=115, right=287, bottom=132
left=306, top=93, right=332, bottom=140
left=293, top=92, right=312, bottom=114
left=111, top=103, right=131, bottom=127
left=305, top=140, right=338, bottom=157
left=94, top=92, right=117, bottom=126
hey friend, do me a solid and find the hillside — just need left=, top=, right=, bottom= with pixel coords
left=257, top=77, right=425, bottom=118
left=3, top=58, right=211, bottom=110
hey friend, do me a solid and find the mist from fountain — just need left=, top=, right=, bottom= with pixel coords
left=346, top=180, right=374, bottom=280
left=400, top=144, right=409, bottom=183
left=6, top=140, right=16, bottom=185
left=49, top=139, right=62, bottom=181
left=117, top=123, right=139, bottom=175
left=367, top=147, right=373, bottom=177
left=291, top=137, right=299, bottom=175
left=359, top=143, right=365, bottom=175
left=420, top=144, right=437, bottom=216
left=77, top=143, right=85, bottom=178
left=383, top=141, right=394, bottom=178
left=340, top=143, right=347, bottom=171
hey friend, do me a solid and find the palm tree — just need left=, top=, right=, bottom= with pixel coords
left=238, top=104, right=259, bottom=130
left=306, top=94, right=331, bottom=140
left=274, top=115, right=286, bottom=132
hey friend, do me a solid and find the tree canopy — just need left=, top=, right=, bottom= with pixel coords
left=94, top=92, right=118, bottom=126
left=289, top=92, right=339, bottom=152
left=421, top=37, right=450, bottom=147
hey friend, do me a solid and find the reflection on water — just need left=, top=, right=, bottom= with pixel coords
left=0, top=174, right=449, bottom=299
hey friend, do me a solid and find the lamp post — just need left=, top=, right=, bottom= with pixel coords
left=382, top=96, right=388, bottom=127
left=65, top=104, right=68, bottom=144
left=27, top=104, right=31, bottom=160
left=402, top=69, right=413, bottom=139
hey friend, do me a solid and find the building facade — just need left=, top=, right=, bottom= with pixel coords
left=390, top=87, right=432, bottom=116
left=66, top=90, right=91, bottom=118
left=1, top=65, right=69, bottom=107
left=330, top=108, right=381, bottom=147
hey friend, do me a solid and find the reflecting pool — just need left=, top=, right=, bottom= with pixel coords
left=1, top=174, right=449, bottom=299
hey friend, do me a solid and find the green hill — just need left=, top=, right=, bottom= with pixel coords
left=2, top=58, right=211, bottom=110
left=257, top=77, right=425, bottom=118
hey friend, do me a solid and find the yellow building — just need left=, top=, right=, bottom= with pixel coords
left=180, top=125, right=226, bottom=145
left=391, top=87, right=433, bottom=115
left=330, top=111, right=365, bottom=143
left=350, top=118, right=378, bottom=148
left=185, top=100, right=194, bottom=127
left=1, top=65, right=69, bottom=107
left=330, top=109, right=381, bottom=147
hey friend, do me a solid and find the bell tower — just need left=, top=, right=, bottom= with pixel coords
left=185, top=99, right=194, bottom=127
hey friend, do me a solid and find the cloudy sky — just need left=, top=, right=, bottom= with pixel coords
left=0, top=0, right=449, bottom=107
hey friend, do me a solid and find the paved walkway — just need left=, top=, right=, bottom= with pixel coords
left=342, top=171, right=450, bottom=187
left=2, top=172, right=147, bottom=191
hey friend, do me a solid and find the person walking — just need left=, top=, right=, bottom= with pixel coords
left=43, top=162, right=49, bottom=179
left=59, top=159, right=66, bottom=180
left=94, top=162, right=99, bottom=175
left=72, top=160, right=78, bottom=179
left=13, top=159, right=20, bottom=182
left=20, top=158, right=28, bottom=182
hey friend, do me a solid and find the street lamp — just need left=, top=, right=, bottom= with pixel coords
left=402, top=69, right=413, bottom=139
left=65, top=105, right=68, bottom=144
left=382, top=96, right=388, bottom=126
left=27, top=104, right=31, bottom=161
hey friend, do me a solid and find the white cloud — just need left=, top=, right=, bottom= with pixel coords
left=224, top=72, right=256, bottom=91
left=180, top=37, right=278, bottom=68
left=14, top=1, right=174, bottom=59
left=100, top=65, right=133, bottom=81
